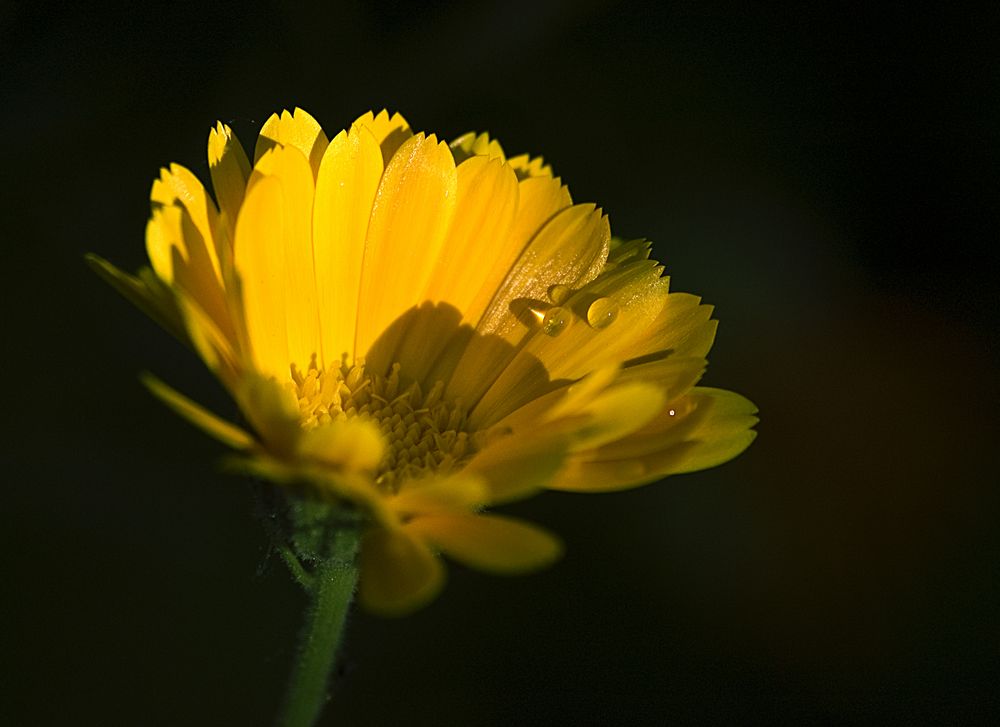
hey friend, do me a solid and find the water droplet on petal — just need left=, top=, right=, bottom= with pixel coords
left=586, top=297, right=619, bottom=329
left=548, top=284, right=572, bottom=305
left=541, top=306, right=569, bottom=336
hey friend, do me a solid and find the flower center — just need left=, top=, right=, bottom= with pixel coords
left=289, top=360, right=474, bottom=490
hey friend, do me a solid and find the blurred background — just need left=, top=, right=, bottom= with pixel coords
left=3, top=1, right=998, bottom=724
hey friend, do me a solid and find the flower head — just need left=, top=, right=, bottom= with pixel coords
left=89, top=108, right=757, bottom=614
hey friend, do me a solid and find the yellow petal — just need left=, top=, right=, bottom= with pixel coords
left=146, top=205, right=236, bottom=345
left=390, top=473, right=489, bottom=516
left=669, top=387, right=759, bottom=473
left=352, top=109, right=413, bottom=165
left=533, top=260, right=669, bottom=380
left=207, top=121, right=251, bottom=240
left=359, top=526, right=444, bottom=616
left=312, top=123, right=384, bottom=367
left=253, top=107, right=329, bottom=178
left=354, top=134, right=457, bottom=361
left=150, top=163, right=223, bottom=282
left=506, top=153, right=554, bottom=179
left=365, top=302, right=464, bottom=386
left=233, top=176, right=289, bottom=376
left=482, top=365, right=620, bottom=438
left=140, top=373, right=255, bottom=450
left=424, top=156, right=519, bottom=320
left=462, top=426, right=571, bottom=503
left=449, top=131, right=506, bottom=164
left=174, top=294, right=242, bottom=389
left=249, top=144, right=320, bottom=370
left=406, top=513, right=563, bottom=574
left=84, top=254, right=185, bottom=341
left=235, top=373, right=302, bottom=458
left=557, top=381, right=667, bottom=451
left=616, top=355, right=706, bottom=400
left=447, top=203, right=609, bottom=411
left=297, top=418, right=386, bottom=473
left=550, top=387, right=758, bottom=491
left=620, top=292, right=717, bottom=362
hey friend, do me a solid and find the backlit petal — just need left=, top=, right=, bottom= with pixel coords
left=352, top=109, right=413, bottom=165
left=254, top=107, right=329, bottom=177
left=207, top=121, right=251, bottom=240
left=406, top=513, right=563, bottom=574
left=312, top=123, right=383, bottom=367
left=359, top=527, right=444, bottom=616
left=141, top=373, right=255, bottom=450
left=354, top=134, right=457, bottom=362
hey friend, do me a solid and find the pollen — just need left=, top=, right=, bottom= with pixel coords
left=289, top=359, right=474, bottom=491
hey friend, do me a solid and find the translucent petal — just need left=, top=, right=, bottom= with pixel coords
left=449, top=131, right=506, bottom=164
left=233, top=176, right=289, bottom=376
left=207, top=121, right=251, bottom=240
left=146, top=205, right=236, bottom=345
left=150, top=163, right=223, bottom=281
left=312, top=124, right=383, bottom=367
left=470, top=260, right=669, bottom=427
left=669, top=387, right=760, bottom=473
left=448, top=203, right=609, bottom=411
left=84, top=255, right=185, bottom=341
left=452, top=173, right=572, bottom=333
left=619, top=292, right=717, bottom=362
left=425, top=156, right=519, bottom=321
left=462, top=426, right=571, bottom=503
left=352, top=109, right=413, bottom=165
left=235, top=373, right=302, bottom=458
left=297, top=418, right=386, bottom=472
left=359, top=527, right=444, bottom=616
left=390, top=473, right=489, bottom=515
left=506, top=153, right=554, bottom=179
left=250, top=144, right=320, bottom=370
left=254, top=107, right=329, bottom=177
left=406, top=513, right=563, bottom=574
left=174, top=294, right=242, bottom=389
left=354, top=134, right=457, bottom=362
left=550, top=387, right=758, bottom=491
left=141, top=373, right=255, bottom=450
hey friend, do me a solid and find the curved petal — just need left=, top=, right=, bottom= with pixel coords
left=253, top=107, right=329, bottom=177
left=141, top=373, right=255, bottom=451
left=425, top=156, right=519, bottom=322
left=296, top=418, right=386, bottom=473
left=235, top=373, right=302, bottom=459
left=207, top=121, right=251, bottom=241
left=449, top=131, right=506, bottom=164
left=447, top=203, right=609, bottom=411
left=406, top=513, right=563, bottom=574
left=251, top=144, right=320, bottom=369
left=358, top=526, right=444, bottom=616
left=354, top=134, right=457, bottom=362
left=150, top=163, right=223, bottom=282
left=549, top=387, right=758, bottom=491
left=669, top=387, right=760, bottom=473
left=312, top=123, right=384, bottom=367
left=462, top=426, right=571, bottom=503
left=353, top=109, right=413, bottom=165
left=84, top=255, right=185, bottom=341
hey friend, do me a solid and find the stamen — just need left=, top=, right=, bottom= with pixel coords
left=288, top=360, right=475, bottom=491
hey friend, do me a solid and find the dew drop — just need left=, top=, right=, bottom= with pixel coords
left=548, top=284, right=572, bottom=305
left=541, top=306, right=569, bottom=336
left=586, top=297, right=619, bottom=329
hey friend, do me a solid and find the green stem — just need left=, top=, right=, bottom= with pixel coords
left=277, top=526, right=360, bottom=727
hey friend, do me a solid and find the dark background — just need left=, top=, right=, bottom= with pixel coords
left=3, top=1, right=998, bottom=724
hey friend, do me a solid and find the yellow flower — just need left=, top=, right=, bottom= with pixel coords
left=88, top=108, right=758, bottom=614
